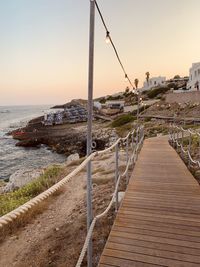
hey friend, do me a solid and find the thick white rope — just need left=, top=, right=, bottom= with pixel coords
left=0, top=128, right=137, bottom=228
left=75, top=130, right=144, bottom=267
left=171, top=125, right=200, bottom=167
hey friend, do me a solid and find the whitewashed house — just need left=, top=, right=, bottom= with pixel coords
left=187, top=62, right=200, bottom=91
left=105, top=100, right=125, bottom=110
left=142, top=76, right=166, bottom=91
left=93, top=101, right=102, bottom=110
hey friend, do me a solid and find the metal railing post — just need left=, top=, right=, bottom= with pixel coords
left=137, top=92, right=140, bottom=127
left=126, top=136, right=129, bottom=184
left=136, top=127, right=140, bottom=160
left=181, top=130, right=184, bottom=158
left=175, top=128, right=177, bottom=142
left=115, top=143, right=119, bottom=212
left=188, top=132, right=192, bottom=166
left=139, top=126, right=141, bottom=143
left=131, top=132, right=134, bottom=150
left=177, top=130, right=179, bottom=151
left=199, top=135, right=200, bottom=161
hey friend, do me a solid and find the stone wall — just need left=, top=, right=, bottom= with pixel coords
left=166, top=91, right=200, bottom=104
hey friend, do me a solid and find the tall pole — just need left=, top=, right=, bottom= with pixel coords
left=87, top=1, right=95, bottom=266
left=137, top=91, right=140, bottom=126
left=136, top=91, right=140, bottom=144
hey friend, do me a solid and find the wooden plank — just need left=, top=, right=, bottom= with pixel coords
left=112, top=226, right=200, bottom=243
left=106, top=242, right=200, bottom=264
left=103, top=248, right=200, bottom=267
left=100, top=256, right=163, bottom=267
left=110, top=231, right=200, bottom=249
left=114, top=219, right=200, bottom=237
left=108, top=236, right=200, bottom=256
left=118, top=210, right=200, bottom=223
left=98, top=136, right=200, bottom=266
left=115, top=212, right=200, bottom=228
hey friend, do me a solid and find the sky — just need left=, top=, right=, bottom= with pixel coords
left=0, top=0, right=200, bottom=106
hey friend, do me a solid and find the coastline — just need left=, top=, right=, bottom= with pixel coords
left=0, top=105, right=66, bottom=181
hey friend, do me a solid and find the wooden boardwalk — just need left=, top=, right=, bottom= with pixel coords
left=98, top=136, right=200, bottom=267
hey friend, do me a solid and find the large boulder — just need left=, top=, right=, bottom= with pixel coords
left=3, top=169, right=43, bottom=192
left=67, top=153, right=80, bottom=163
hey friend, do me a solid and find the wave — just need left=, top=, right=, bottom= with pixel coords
left=8, top=120, right=28, bottom=129
left=0, top=110, right=10, bottom=114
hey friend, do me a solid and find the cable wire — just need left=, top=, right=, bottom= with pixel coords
left=94, top=0, right=135, bottom=89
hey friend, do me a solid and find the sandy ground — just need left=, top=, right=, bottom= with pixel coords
left=0, top=151, right=128, bottom=267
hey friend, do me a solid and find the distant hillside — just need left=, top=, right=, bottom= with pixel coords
left=51, top=99, right=87, bottom=109
left=51, top=78, right=188, bottom=110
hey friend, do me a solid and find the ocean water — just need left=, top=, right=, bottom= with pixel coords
left=0, top=105, right=66, bottom=180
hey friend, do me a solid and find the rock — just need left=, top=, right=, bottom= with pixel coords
left=3, top=168, right=43, bottom=192
left=67, top=153, right=80, bottom=163
left=16, top=139, right=41, bottom=148
left=10, top=235, right=18, bottom=241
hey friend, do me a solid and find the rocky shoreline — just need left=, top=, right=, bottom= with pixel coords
left=0, top=113, right=118, bottom=192
left=11, top=116, right=117, bottom=157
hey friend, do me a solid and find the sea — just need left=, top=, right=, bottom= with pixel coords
left=0, top=105, right=66, bottom=180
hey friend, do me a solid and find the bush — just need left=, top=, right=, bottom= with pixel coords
left=144, top=117, right=151, bottom=122
left=147, top=87, right=170, bottom=99
left=106, top=95, right=123, bottom=101
left=111, top=114, right=136, bottom=128
left=0, top=165, right=62, bottom=216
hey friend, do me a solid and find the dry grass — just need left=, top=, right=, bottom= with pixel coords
left=0, top=166, right=63, bottom=217
left=66, top=157, right=86, bottom=167
left=0, top=197, right=48, bottom=243
left=101, top=169, right=115, bottom=176
left=98, top=154, right=111, bottom=160
left=93, top=176, right=113, bottom=186
left=92, top=167, right=105, bottom=175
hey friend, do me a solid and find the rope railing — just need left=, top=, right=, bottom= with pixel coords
left=169, top=124, right=200, bottom=167
left=0, top=126, right=144, bottom=230
left=76, top=126, right=144, bottom=267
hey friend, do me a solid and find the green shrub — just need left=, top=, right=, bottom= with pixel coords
left=115, top=123, right=133, bottom=137
left=147, top=87, right=170, bottom=99
left=106, top=95, right=123, bottom=101
left=144, top=117, right=151, bottom=122
left=111, top=114, right=136, bottom=128
left=0, top=165, right=62, bottom=216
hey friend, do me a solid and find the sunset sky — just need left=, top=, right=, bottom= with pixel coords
left=0, top=0, right=200, bottom=106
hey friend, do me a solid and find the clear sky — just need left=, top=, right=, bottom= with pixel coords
left=0, top=0, right=200, bottom=105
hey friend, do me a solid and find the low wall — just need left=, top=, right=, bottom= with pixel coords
left=166, top=91, right=200, bottom=104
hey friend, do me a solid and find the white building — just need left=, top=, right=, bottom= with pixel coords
left=93, top=101, right=102, bottom=110
left=105, top=100, right=125, bottom=110
left=142, top=76, right=166, bottom=91
left=187, top=62, right=200, bottom=90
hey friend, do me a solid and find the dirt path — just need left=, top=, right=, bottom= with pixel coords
left=0, top=173, right=86, bottom=267
left=0, top=152, right=127, bottom=267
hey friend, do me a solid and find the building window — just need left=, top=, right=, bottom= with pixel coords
left=195, top=71, right=197, bottom=77
left=198, top=69, right=200, bottom=75
left=154, top=81, right=156, bottom=85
